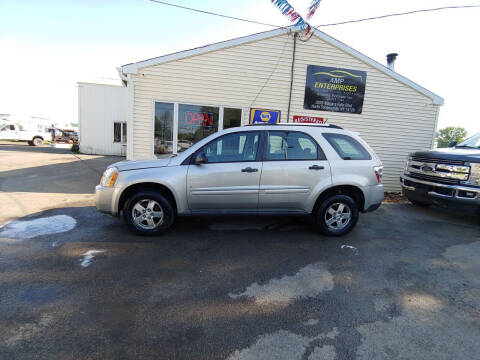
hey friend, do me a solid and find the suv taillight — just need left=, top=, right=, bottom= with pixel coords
left=374, top=166, right=383, bottom=184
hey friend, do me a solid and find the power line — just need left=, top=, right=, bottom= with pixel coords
left=316, top=5, right=480, bottom=27
left=148, top=0, right=281, bottom=28
left=249, top=35, right=291, bottom=108
left=148, top=1, right=480, bottom=30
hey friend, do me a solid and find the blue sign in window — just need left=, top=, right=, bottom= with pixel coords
left=249, top=108, right=281, bottom=124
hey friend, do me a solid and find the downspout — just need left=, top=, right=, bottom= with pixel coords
left=127, top=75, right=135, bottom=160
left=286, top=32, right=298, bottom=123
left=117, top=67, right=134, bottom=160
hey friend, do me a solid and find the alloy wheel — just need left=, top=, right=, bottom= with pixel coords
left=324, top=202, right=351, bottom=230
left=131, top=199, right=164, bottom=230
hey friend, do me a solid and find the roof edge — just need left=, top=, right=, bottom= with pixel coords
left=311, top=28, right=444, bottom=105
left=77, top=81, right=123, bottom=88
left=121, top=27, right=292, bottom=75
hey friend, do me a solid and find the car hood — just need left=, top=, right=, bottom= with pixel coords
left=412, top=147, right=480, bottom=163
left=112, top=158, right=172, bottom=171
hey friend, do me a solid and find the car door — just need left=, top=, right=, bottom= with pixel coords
left=259, top=130, right=332, bottom=213
left=187, top=131, right=262, bottom=213
left=0, top=124, right=19, bottom=140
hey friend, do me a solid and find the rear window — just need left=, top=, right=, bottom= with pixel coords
left=323, top=133, right=371, bottom=160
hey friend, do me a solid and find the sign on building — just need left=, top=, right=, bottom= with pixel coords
left=249, top=108, right=281, bottom=124
left=293, top=115, right=325, bottom=124
left=304, top=65, right=367, bottom=114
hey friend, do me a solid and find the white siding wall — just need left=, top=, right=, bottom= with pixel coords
left=130, top=33, right=440, bottom=191
left=78, top=83, right=127, bottom=156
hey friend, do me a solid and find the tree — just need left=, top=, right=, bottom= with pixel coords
left=436, top=127, right=468, bottom=148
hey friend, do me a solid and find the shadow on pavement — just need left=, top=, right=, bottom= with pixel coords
left=0, top=143, right=74, bottom=154
left=0, top=155, right=123, bottom=194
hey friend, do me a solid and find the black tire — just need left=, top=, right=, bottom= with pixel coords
left=315, top=194, right=359, bottom=236
left=27, top=141, right=33, bottom=146
left=32, top=137, right=43, bottom=146
left=123, top=191, right=175, bottom=236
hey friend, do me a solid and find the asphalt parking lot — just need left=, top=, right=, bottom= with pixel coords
left=1, top=143, right=479, bottom=360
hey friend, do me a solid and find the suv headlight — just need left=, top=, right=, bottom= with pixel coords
left=100, top=167, right=118, bottom=187
left=461, top=163, right=480, bottom=187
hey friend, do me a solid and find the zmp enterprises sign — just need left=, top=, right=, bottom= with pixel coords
left=304, top=65, right=367, bottom=114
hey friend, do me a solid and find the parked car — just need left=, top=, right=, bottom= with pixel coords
left=401, top=132, right=480, bottom=214
left=95, top=124, right=384, bottom=236
left=0, top=122, right=47, bottom=146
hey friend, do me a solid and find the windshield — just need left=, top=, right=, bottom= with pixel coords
left=457, top=132, right=480, bottom=149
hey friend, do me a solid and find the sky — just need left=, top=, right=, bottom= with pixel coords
left=0, top=0, right=479, bottom=135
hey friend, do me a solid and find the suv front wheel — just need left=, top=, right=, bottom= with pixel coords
left=316, top=194, right=359, bottom=236
left=123, top=191, right=175, bottom=235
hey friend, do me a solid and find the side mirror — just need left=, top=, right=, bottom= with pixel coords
left=449, top=140, right=457, bottom=147
left=194, top=152, right=207, bottom=165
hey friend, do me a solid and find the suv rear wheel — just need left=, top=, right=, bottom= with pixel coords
left=316, top=194, right=359, bottom=236
left=123, top=191, right=175, bottom=235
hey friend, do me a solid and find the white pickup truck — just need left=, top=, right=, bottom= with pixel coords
left=0, top=122, right=49, bottom=146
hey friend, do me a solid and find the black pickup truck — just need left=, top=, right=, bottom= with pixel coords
left=400, top=132, right=480, bottom=214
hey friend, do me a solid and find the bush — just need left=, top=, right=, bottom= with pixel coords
left=436, top=127, right=468, bottom=148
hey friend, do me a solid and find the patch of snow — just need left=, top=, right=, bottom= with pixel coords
left=303, top=318, right=320, bottom=326
left=308, top=345, right=336, bottom=360
left=79, top=250, right=105, bottom=268
left=341, top=244, right=358, bottom=255
left=323, top=327, right=339, bottom=340
left=0, top=215, right=76, bottom=240
left=227, top=327, right=339, bottom=360
left=229, top=262, right=333, bottom=305
left=227, top=330, right=315, bottom=360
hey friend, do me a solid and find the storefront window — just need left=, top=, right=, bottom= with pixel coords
left=178, top=104, right=219, bottom=152
left=223, top=108, right=242, bottom=129
left=154, top=102, right=174, bottom=154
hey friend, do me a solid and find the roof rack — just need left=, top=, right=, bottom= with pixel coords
left=247, top=122, right=343, bottom=129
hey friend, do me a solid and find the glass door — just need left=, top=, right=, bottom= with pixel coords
left=154, top=102, right=174, bottom=155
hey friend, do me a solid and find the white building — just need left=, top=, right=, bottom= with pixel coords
left=117, top=26, right=443, bottom=191
left=78, top=82, right=127, bottom=156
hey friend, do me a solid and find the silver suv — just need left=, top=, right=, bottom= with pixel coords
left=95, top=124, right=384, bottom=236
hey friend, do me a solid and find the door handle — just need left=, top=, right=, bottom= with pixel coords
left=309, top=165, right=325, bottom=170
left=241, top=167, right=258, bottom=173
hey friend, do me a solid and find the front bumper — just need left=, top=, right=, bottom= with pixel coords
left=400, top=174, right=480, bottom=213
left=95, top=185, right=120, bottom=216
